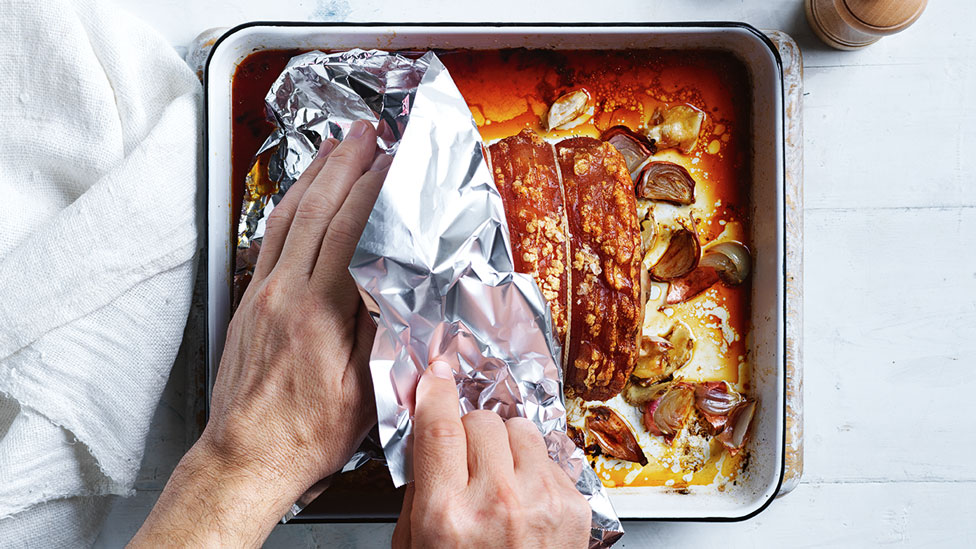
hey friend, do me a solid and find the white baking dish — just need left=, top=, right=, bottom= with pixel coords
left=205, top=23, right=785, bottom=521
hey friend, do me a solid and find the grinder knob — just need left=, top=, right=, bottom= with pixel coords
left=805, top=0, right=928, bottom=50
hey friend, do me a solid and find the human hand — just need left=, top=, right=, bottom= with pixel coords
left=130, top=119, right=389, bottom=547
left=392, top=360, right=591, bottom=549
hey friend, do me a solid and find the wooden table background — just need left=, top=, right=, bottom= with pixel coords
left=94, top=1, right=976, bottom=547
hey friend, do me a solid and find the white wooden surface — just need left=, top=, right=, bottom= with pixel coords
left=94, top=1, right=976, bottom=547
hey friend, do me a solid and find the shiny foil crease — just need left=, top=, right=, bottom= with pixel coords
left=239, top=49, right=622, bottom=547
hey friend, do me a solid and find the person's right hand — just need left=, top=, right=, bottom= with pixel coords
left=392, top=360, right=591, bottom=548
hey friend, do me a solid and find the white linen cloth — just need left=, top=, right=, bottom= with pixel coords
left=0, top=0, right=200, bottom=545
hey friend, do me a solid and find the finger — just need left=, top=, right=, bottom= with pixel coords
left=413, top=360, right=467, bottom=495
left=342, top=304, right=377, bottom=431
left=391, top=483, right=415, bottom=549
left=252, top=138, right=338, bottom=281
left=278, top=119, right=378, bottom=277
left=462, top=410, right=515, bottom=482
left=311, top=153, right=391, bottom=297
left=505, top=417, right=550, bottom=473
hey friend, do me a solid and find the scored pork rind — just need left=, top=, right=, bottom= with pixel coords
left=556, top=138, right=643, bottom=402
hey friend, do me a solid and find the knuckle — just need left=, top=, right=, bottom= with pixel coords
left=325, top=213, right=363, bottom=247
left=264, top=207, right=291, bottom=236
left=251, top=276, right=286, bottom=315
left=505, top=416, right=540, bottom=437
left=462, top=409, right=503, bottom=430
left=487, top=485, right=521, bottom=530
left=328, top=145, right=369, bottom=169
left=293, top=188, right=333, bottom=223
left=421, top=417, right=465, bottom=441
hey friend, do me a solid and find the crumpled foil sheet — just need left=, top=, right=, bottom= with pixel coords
left=238, top=49, right=622, bottom=547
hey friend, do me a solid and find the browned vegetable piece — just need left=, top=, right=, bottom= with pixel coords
left=632, top=322, right=695, bottom=381
left=694, top=381, right=744, bottom=435
left=645, top=105, right=705, bottom=154
left=557, top=137, right=643, bottom=401
left=664, top=266, right=720, bottom=305
left=601, top=125, right=654, bottom=173
left=649, top=226, right=700, bottom=282
left=715, top=400, right=757, bottom=455
left=586, top=406, right=648, bottom=466
left=643, top=383, right=695, bottom=440
left=488, top=130, right=571, bottom=352
left=567, top=424, right=586, bottom=449
left=636, top=161, right=696, bottom=205
left=622, top=376, right=672, bottom=406
left=546, top=89, right=593, bottom=131
left=700, top=241, right=752, bottom=286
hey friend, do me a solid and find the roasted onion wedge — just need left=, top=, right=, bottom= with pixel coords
left=636, top=162, right=696, bottom=205
left=646, top=105, right=705, bottom=154
left=715, top=399, right=757, bottom=455
left=546, top=89, right=593, bottom=131
left=664, top=266, right=720, bottom=305
left=694, top=381, right=744, bottom=434
left=700, top=241, right=752, bottom=285
left=622, top=376, right=672, bottom=407
left=650, top=226, right=700, bottom=282
left=643, top=383, right=695, bottom=440
left=586, top=406, right=648, bottom=466
left=602, top=125, right=654, bottom=173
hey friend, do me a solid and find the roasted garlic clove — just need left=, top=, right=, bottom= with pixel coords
left=636, top=161, right=696, bottom=205
left=546, top=89, right=593, bottom=131
left=586, top=406, right=648, bottom=466
left=715, top=399, right=757, bottom=456
left=631, top=322, right=695, bottom=381
left=645, top=105, right=705, bottom=154
left=650, top=226, right=701, bottom=281
left=602, top=125, right=654, bottom=173
left=700, top=241, right=752, bottom=286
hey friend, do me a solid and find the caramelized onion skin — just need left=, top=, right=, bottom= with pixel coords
left=586, top=406, right=648, bottom=466
left=601, top=125, right=654, bottom=173
left=650, top=227, right=701, bottom=282
left=715, top=399, right=757, bottom=455
left=694, top=381, right=743, bottom=434
left=652, top=383, right=695, bottom=436
left=636, top=161, right=696, bottom=205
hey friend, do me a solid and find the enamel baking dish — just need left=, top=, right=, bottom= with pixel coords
left=205, top=23, right=786, bottom=521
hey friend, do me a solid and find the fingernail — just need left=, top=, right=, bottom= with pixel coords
left=428, top=360, right=453, bottom=380
left=370, top=153, right=393, bottom=172
left=348, top=120, right=369, bottom=139
left=316, top=138, right=337, bottom=158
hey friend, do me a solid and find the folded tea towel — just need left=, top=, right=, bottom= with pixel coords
left=0, top=0, right=200, bottom=545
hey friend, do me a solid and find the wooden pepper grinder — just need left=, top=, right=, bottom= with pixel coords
left=805, top=0, right=928, bottom=50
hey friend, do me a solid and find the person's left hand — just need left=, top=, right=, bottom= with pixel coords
left=203, top=118, right=390, bottom=502
left=130, top=119, right=390, bottom=548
